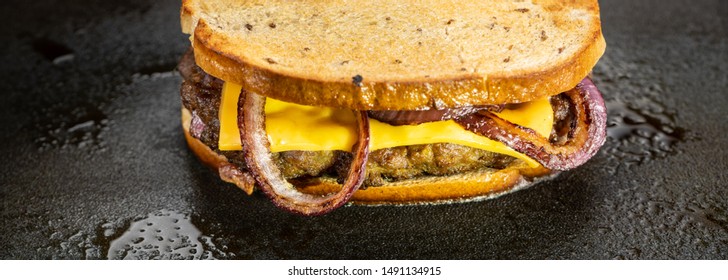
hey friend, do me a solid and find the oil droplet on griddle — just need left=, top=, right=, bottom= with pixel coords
left=132, top=62, right=179, bottom=80
left=604, top=98, right=688, bottom=166
left=106, top=210, right=213, bottom=260
left=32, top=38, right=75, bottom=65
left=33, top=103, right=109, bottom=152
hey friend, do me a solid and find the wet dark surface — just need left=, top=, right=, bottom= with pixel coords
left=1, top=0, right=727, bottom=259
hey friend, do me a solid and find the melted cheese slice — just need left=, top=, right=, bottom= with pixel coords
left=219, top=82, right=552, bottom=167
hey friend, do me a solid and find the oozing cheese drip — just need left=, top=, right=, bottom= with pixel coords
left=218, top=82, right=553, bottom=167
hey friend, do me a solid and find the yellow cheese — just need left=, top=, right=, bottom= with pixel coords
left=219, top=82, right=553, bottom=167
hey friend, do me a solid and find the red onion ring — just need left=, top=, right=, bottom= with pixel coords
left=237, top=89, right=370, bottom=216
left=455, top=78, right=606, bottom=170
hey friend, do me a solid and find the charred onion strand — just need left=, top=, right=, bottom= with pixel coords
left=238, top=89, right=370, bottom=216
left=369, top=105, right=503, bottom=126
left=455, top=78, right=606, bottom=170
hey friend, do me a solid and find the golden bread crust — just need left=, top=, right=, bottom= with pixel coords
left=181, top=0, right=605, bottom=110
left=182, top=108, right=552, bottom=204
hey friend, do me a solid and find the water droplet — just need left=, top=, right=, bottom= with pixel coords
left=32, top=102, right=109, bottom=152
left=94, top=210, right=244, bottom=259
left=106, top=210, right=212, bottom=260
left=32, top=38, right=75, bottom=64
left=40, top=230, right=102, bottom=259
left=603, top=97, right=689, bottom=169
left=132, top=62, right=178, bottom=80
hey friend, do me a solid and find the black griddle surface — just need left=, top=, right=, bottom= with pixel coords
left=1, top=0, right=727, bottom=259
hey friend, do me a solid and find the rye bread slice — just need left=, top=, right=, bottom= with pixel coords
left=181, top=0, right=605, bottom=110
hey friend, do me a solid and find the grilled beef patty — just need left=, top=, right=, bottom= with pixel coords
left=179, top=50, right=568, bottom=186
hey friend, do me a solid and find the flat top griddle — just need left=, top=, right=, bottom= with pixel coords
left=1, top=0, right=726, bottom=259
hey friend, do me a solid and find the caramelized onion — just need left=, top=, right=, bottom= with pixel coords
left=238, top=88, right=370, bottom=216
left=455, top=78, right=606, bottom=170
left=369, top=105, right=503, bottom=126
left=189, top=110, right=206, bottom=139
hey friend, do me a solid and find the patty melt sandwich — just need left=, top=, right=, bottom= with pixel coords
left=178, top=0, right=607, bottom=215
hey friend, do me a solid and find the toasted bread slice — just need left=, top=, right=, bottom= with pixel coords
left=181, top=0, right=605, bottom=110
